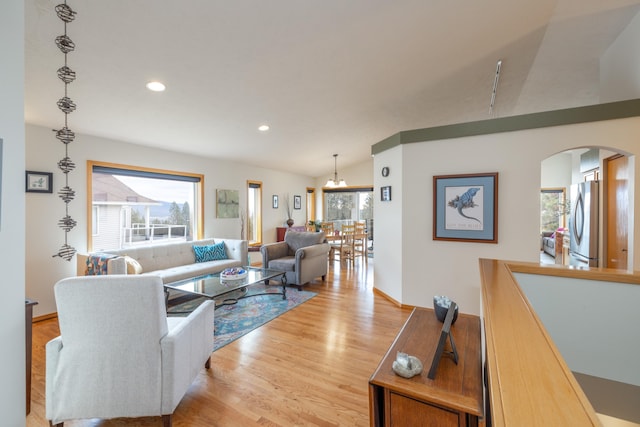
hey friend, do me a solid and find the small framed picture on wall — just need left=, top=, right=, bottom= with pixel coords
left=272, top=195, right=279, bottom=209
left=381, top=186, right=391, bottom=201
left=294, top=195, right=301, bottom=209
left=25, top=171, right=53, bottom=193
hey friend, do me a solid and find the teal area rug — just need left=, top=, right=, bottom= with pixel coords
left=167, top=284, right=316, bottom=351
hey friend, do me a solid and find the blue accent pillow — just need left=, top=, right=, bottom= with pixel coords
left=193, top=242, right=227, bottom=262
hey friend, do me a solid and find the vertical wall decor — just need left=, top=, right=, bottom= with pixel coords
left=52, top=1, right=77, bottom=261
left=216, top=189, right=240, bottom=218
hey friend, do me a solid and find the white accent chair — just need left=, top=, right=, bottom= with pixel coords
left=46, top=275, right=214, bottom=427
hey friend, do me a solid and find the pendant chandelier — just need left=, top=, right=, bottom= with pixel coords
left=325, top=154, right=347, bottom=188
left=52, top=1, right=77, bottom=261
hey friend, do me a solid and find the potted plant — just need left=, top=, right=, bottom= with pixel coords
left=308, top=220, right=322, bottom=232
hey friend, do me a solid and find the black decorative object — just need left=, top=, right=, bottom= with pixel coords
left=57, top=66, right=76, bottom=83
left=52, top=1, right=77, bottom=261
left=58, top=215, right=77, bottom=232
left=54, top=127, right=75, bottom=144
left=427, top=301, right=459, bottom=380
left=433, top=295, right=459, bottom=325
left=57, top=157, right=76, bottom=173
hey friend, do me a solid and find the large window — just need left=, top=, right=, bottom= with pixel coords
left=306, top=187, right=316, bottom=224
left=323, top=187, right=373, bottom=230
left=247, top=180, right=262, bottom=246
left=540, top=187, right=567, bottom=233
left=88, top=161, right=203, bottom=251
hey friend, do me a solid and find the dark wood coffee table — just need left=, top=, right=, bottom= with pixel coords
left=164, top=266, right=287, bottom=309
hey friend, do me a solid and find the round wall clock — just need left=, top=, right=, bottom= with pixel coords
left=381, top=166, right=390, bottom=177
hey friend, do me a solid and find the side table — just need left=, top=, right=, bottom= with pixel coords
left=276, top=226, right=306, bottom=241
left=369, top=307, right=483, bottom=426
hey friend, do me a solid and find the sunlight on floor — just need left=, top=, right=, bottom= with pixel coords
left=539, top=251, right=555, bottom=265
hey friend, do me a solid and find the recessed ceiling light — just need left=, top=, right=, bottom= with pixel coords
left=258, top=124, right=270, bottom=132
left=146, top=81, right=166, bottom=92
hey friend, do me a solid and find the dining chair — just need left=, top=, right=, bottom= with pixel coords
left=321, top=222, right=340, bottom=261
left=354, top=221, right=367, bottom=263
left=339, top=223, right=356, bottom=267
left=320, top=221, right=334, bottom=236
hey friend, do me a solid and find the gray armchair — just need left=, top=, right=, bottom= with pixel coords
left=46, top=275, right=214, bottom=427
left=261, top=231, right=330, bottom=288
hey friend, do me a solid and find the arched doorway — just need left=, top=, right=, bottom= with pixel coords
left=540, top=147, right=633, bottom=269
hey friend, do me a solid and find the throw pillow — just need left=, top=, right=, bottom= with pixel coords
left=193, top=242, right=227, bottom=262
left=123, top=255, right=143, bottom=275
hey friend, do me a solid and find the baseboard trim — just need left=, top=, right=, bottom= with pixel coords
left=33, top=312, right=57, bottom=323
left=372, top=286, right=415, bottom=309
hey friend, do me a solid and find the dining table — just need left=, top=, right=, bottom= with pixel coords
left=324, top=231, right=369, bottom=259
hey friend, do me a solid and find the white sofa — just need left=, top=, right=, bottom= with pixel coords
left=77, top=238, right=248, bottom=284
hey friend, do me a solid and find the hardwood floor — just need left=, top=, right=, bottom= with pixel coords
left=27, top=259, right=413, bottom=426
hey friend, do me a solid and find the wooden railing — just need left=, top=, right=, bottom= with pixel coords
left=478, top=259, right=640, bottom=426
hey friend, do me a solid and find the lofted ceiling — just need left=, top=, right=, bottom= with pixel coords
left=25, top=0, right=640, bottom=179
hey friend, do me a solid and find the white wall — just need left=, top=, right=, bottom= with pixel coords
left=373, top=145, right=403, bottom=303
left=541, top=151, right=572, bottom=188
left=374, top=117, right=640, bottom=316
left=601, top=11, right=640, bottom=103
left=1, top=0, right=26, bottom=423
left=340, top=158, right=374, bottom=188
left=312, top=157, right=374, bottom=221
left=26, top=124, right=316, bottom=317
left=315, top=157, right=373, bottom=191
left=516, top=272, right=640, bottom=386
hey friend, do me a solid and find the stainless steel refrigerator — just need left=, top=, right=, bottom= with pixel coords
left=569, top=181, right=599, bottom=268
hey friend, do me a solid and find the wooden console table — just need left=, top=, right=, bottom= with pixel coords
left=369, top=307, right=482, bottom=427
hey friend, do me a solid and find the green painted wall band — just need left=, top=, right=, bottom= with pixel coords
left=371, top=98, right=640, bottom=155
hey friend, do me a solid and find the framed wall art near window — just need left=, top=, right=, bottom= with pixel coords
left=272, top=195, right=279, bottom=209
left=293, top=195, right=301, bottom=210
left=25, top=171, right=53, bottom=193
left=216, top=189, right=239, bottom=218
left=433, top=172, right=498, bottom=243
left=381, top=186, right=391, bottom=201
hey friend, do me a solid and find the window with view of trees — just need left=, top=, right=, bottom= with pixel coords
left=88, top=161, right=203, bottom=251
left=323, top=187, right=373, bottom=229
left=540, top=188, right=567, bottom=233
left=247, top=181, right=262, bottom=246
